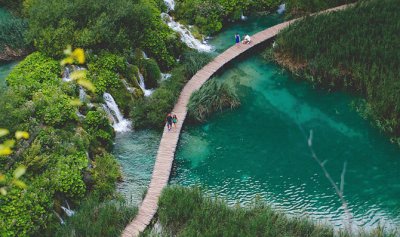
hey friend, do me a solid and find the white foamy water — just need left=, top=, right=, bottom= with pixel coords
left=138, top=72, right=154, bottom=97
left=277, top=4, right=286, bottom=14
left=62, top=66, right=85, bottom=82
left=102, top=93, right=131, bottom=132
left=161, top=13, right=212, bottom=52
left=164, top=0, right=175, bottom=11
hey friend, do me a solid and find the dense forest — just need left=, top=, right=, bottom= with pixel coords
left=271, top=0, right=400, bottom=145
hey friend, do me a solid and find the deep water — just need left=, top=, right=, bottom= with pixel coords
left=114, top=14, right=400, bottom=230
left=170, top=15, right=400, bottom=230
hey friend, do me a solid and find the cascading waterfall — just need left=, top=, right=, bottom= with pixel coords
left=161, top=73, right=172, bottom=81
left=122, top=79, right=135, bottom=93
left=161, top=0, right=212, bottom=52
left=61, top=200, right=75, bottom=217
left=138, top=72, right=153, bottom=97
left=102, top=93, right=131, bottom=132
left=277, top=4, right=286, bottom=14
left=164, top=0, right=175, bottom=11
left=62, top=66, right=84, bottom=82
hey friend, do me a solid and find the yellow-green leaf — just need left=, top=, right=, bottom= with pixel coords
left=63, top=45, right=72, bottom=55
left=77, top=78, right=95, bottom=92
left=72, top=48, right=85, bottom=64
left=13, top=166, right=26, bottom=179
left=70, top=99, right=82, bottom=106
left=3, top=140, right=15, bottom=148
left=70, top=70, right=86, bottom=81
left=0, top=129, right=9, bottom=137
left=60, top=57, right=74, bottom=66
left=0, top=187, right=7, bottom=195
left=0, top=146, right=12, bottom=156
left=13, top=180, right=27, bottom=189
left=0, top=174, right=5, bottom=182
left=15, top=131, right=29, bottom=140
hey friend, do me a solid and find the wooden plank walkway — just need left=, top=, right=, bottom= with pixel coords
left=122, top=4, right=351, bottom=237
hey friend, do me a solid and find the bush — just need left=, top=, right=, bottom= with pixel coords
left=83, top=110, right=114, bottom=152
left=181, top=50, right=212, bottom=78
left=91, top=152, right=121, bottom=198
left=6, top=52, right=60, bottom=97
left=142, top=58, right=161, bottom=89
left=26, top=0, right=180, bottom=68
left=0, top=8, right=28, bottom=54
left=55, top=195, right=137, bottom=237
left=188, top=80, right=240, bottom=122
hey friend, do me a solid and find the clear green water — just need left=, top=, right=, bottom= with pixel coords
left=114, top=130, right=161, bottom=205
left=169, top=17, right=400, bottom=229
left=114, top=14, right=400, bottom=229
left=0, top=61, right=17, bottom=89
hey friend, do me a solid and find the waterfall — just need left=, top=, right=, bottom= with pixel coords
left=138, top=72, right=153, bottom=97
left=122, top=79, right=135, bottom=93
left=241, top=12, right=248, bottom=21
left=142, top=51, right=149, bottom=60
left=79, top=87, right=87, bottom=102
left=164, top=0, right=175, bottom=11
left=161, top=73, right=172, bottom=81
left=53, top=211, right=65, bottom=225
left=102, top=93, right=131, bottom=132
left=62, top=66, right=85, bottom=82
left=277, top=4, right=286, bottom=14
left=161, top=13, right=212, bottom=52
left=61, top=200, right=75, bottom=217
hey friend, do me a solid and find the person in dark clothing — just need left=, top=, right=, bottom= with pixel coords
left=235, top=33, right=241, bottom=45
left=166, top=113, right=173, bottom=131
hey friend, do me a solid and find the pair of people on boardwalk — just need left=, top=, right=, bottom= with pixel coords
left=235, top=33, right=251, bottom=45
left=166, top=113, right=178, bottom=131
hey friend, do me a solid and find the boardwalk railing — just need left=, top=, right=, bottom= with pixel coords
left=122, top=4, right=351, bottom=236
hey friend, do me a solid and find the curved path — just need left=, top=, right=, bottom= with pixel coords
left=122, top=4, right=351, bottom=236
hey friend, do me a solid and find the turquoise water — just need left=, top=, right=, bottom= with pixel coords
left=0, top=62, right=17, bottom=88
left=170, top=16, right=400, bottom=230
left=114, top=130, right=161, bottom=205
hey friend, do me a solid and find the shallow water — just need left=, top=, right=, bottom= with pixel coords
left=170, top=16, right=400, bottom=230
left=0, top=61, right=17, bottom=89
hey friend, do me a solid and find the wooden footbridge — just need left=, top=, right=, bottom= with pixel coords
left=122, top=4, right=350, bottom=236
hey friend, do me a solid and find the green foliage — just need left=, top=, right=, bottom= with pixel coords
left=26, top=0, right=181, bottom=68
left=0, top=8, right=28, bottom=53
left=52, top=153, right=87, bottom=199
left=273, top=0, right=400, bottom=143
left=55, top=195, right=137, bottom=237
left=158, top=186, right=334, bottom=237
left=0, top=178, right=53, bottom=237
left=131, top=67, right=187, bottom=129
left=285, top=0, right=356, bottom=18
left=83, top=110, right=114, bottom=152
left=181, top=50, right=212, bottom=77
left=174, top=0, right=281, bottom=35
left=188, top=80, right=240, bottom=122
left=6, top=52, right=60, bottom=96
left=142, top=58, right=161, bottom=89
left=91, top=152, right=121, bottom=198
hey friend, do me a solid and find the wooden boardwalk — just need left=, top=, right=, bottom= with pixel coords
left=122, top=4, right=350, bottom=237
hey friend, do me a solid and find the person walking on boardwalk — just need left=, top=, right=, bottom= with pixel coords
left=172, top=114, right=178, bottom=130
left=235, top=33, right=241, bottom=46
left=166, top=113, right=173, bottom=131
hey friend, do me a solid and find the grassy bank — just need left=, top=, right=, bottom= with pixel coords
left=271, top=0, right=400, bottom=144
left=148, top=186, right=396, bottom=237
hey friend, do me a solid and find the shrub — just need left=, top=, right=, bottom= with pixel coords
left=55, top=195, right=137, bottom=237
left=181, top=50, right=212, bottom=77
left=91, top=152, right=121, bottom=198
left=83, top=110, right=114, bottom=152
left=142, top=58, right=161, bottom=89
left=188, top=80, right=240, bottom=122
left=0, top=8, right=28, bottom=53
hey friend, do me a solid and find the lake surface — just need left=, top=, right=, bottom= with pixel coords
left=114, top=14, right=400, bottom=230
left=170, top=15, right=400, bottom=230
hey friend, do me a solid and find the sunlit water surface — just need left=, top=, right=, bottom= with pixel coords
left=114, top=14, right=400, bottom=230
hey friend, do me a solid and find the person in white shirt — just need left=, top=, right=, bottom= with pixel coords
left=243, top=34, right=251, bottom=44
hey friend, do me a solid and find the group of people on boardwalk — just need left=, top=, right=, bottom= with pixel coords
left=235, top=33, right=251, bottom=45
left=166, top=113, right=178, bottom=131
